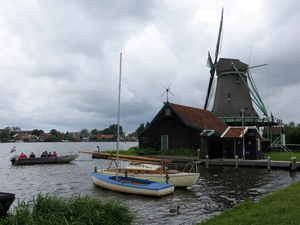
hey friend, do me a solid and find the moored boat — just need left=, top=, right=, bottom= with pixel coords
left=92, top=173, right=174, bottom=197
left=91, top=53, right=174, bottom=196
left=97, top=161, right=200, bottom=187
left=10, top=154, right=78, bottom=165
left=0, top=192, right=15, bottom=218
left=80, top=151, right=200, bottom=187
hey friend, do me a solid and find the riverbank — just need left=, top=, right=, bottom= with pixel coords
left=200, top=181, right=300, bottom=225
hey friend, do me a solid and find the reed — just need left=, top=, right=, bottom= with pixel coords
left=200, top=181, right=300, bottom=225
left=1, top=193, right=137, bottom=225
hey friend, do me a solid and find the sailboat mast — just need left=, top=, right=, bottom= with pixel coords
left=116, top=53, right=122, bottom=179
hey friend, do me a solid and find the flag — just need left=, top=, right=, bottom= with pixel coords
left=10, top=146, right=16, bottom=153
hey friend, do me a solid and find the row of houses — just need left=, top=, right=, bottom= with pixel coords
left=11, top=133, right=138, bottom=142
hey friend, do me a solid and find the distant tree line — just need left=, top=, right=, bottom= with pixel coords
left=0, top=122, right=151, bottom=141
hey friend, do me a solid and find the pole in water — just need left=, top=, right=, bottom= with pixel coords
left=235, top=155, right=238, bottom=170
left=267, top=156, right=271, bottom=171
left=206, top=155, right=209, bottom=169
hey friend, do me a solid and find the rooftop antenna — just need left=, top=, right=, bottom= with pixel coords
left=161, top=83, right=174, bottom=102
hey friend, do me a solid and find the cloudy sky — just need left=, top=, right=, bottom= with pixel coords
left=0, top=0, right=299, bottom=134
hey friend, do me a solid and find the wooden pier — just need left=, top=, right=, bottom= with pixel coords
left=203, top=157, right=299, bottom=170
left=80, top=152, right=299, bottom=171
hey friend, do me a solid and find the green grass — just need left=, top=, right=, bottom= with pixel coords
left=1, top=193, right=138, bottom=225
left=266, top=151, right=300, bottom=161
left=200, top=181, right=300, bottom=225
left=106, top=147, right=198, bottom=157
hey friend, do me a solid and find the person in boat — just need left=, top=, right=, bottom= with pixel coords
left=41, top=151, right=47, bottom=157
left=19, top=152, right=28, bottom=159
left=48, top=152, right=52, bottom=157
left=29, top=152, right=35, bottom=158
left=52, top=151, right=57, bottom=157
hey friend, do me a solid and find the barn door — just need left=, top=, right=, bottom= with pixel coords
left=161, top=135, right=168, bottom=150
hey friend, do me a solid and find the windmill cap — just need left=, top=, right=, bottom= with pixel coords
left=217, top=58, right=248, bottom=76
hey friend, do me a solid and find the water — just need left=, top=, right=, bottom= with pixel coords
left=1, top=142, right=300, bottom=224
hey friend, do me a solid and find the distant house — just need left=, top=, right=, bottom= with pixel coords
left=80, top=134, right=93, bottom=142
left=138, top=102, right=228, bottom=158
left=92, top=134, right=114, bottom=141
left=69, top=132, right=81, bottom=142
left=127, top=133, right=138, bottom=141
left=221, top=126, right=262, bottom=159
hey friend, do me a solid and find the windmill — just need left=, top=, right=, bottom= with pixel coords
left=161, top=83, right=174, bottom=102
left=204, top=8, right=282, bottom=129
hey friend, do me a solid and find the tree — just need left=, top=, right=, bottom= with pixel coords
left=109, top=124, right=123, bottom=135
left=50, top=129, right=58, bottom=136
left=32, top=129, right=44, bottom=136
left=102, top=128, right=112, bottom=135
left=283, top=122, right=300, bottom=144
left=91, top=129, right=99, bottom=135
left=135, top=123, right=145, bottom=134
left=9, top=131, right=16, bottom=138
left=80, top=129, right=89, bottom=134
left=0, top=131, right=8, bottom=139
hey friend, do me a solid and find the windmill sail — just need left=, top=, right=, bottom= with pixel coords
left=204, top=8, right=224, bottom=110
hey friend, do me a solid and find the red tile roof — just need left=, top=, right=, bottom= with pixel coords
left=222, top=127, right=243, bottom=138
left=170, top=103, right=228, bottom=135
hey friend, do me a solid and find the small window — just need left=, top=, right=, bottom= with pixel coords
left=247, top=141, right=252, bottom=147
left=165, top=108, right=171, bottom=116
left=142, top=137, right=148, bottom=143
left=245, top=108, right=249, bottom=115
left=129, top=170, right=132, bottom=173
left=227, top=94, right=231, bottom=101
left=146, top=171, right=150, bottom=174
left=137, top=170, right=141, bottom=174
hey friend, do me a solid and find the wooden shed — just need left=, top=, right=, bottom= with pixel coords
left=221, top=126, right=262, bottom=159
left=138, top=102, right=228, bottom=158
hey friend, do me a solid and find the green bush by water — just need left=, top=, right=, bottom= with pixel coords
left=1, top=193, right=137, bottom=225
left=200, top=181, right=300, bottom=225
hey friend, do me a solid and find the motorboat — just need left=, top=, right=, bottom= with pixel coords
left=10, top=154, right=78, bottom=165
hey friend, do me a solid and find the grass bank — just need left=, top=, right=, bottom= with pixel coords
left=265, top=151, right=300, bottom=161
left=200, top=181, right=300, bottom=225
left=1, top=193, right=137, bottom=225
left=107, top=147, right=198, bottom=157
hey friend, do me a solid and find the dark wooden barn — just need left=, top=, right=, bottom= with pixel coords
left=138, top=102, right=228, bottom=158
left=221, top=126, right=262, bottom=159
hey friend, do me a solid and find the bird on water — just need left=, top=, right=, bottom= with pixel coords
left=170, top=206, right=180, bottom=214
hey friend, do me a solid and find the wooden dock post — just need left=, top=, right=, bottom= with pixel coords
left=198, top=149, right=200, bottom=159
left=235, top=155, right=238, bottom=170
left=291, top=157, right=297, bottom=171
left=94, top=167, right=97, bottom=173
left=206, top=155, right=209, bottom=169
left=267, top=157, right=271, bottom=171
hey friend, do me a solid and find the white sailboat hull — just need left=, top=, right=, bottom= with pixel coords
left=92, top=173, right=174, bottom=197
left=97, top=170, right=199, bottom=187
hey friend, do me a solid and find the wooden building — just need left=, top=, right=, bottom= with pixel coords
left=221, top=126, right=262, bottom=159
left=138, top=102, right=228, bottom=158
